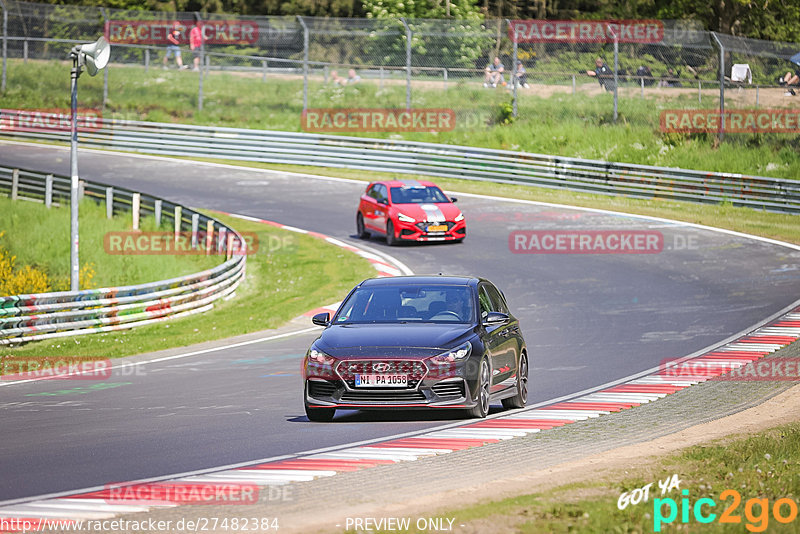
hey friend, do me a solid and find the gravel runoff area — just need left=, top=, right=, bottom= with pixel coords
left=46, top=338, right=800, bottom=534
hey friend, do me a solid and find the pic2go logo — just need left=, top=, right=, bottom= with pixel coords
left=653, top=489, right=799, bottom=532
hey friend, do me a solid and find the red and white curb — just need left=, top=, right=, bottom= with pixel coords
left=219, top=212, right=410, bottom=319
left=1, top=306, right=798, bottom=529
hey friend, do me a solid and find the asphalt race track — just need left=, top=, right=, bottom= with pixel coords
left=1, top=142, right=799, bottom=502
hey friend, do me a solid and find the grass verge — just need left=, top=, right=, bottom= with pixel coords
left=3, top=211, right=375, bottom=360
left=388, top=422, right=800, bottom=533
left=5, top=58, right=800, bottom=180
left=0, top=195, right=219, bottom=290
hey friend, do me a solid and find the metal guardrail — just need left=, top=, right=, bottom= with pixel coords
left=0, top=165, right=247, bottom=345
left=2, top=113, right=797, bottom=213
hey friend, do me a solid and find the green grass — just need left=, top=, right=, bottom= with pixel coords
left=2, top=210, right=375, bottom=359
left=379, top=422, right=800, bottom=533
left=4, top=58, right=799, bottom=180
left=0, top=195, right=219, bottom=290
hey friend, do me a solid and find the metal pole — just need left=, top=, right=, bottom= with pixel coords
left=509, top=19, right=518, bottom=118
left=69, top=55, right=81, bottom=291
left=197, top=14, right=204, bottom=112
left=401, top=18, right=411, bottom=110
left=712, top=32, right=725, bottom=141
left=297, top=16, right=308, bottom=113
left=1, top=0, right=7, bottom=93
left=613, top=33, right=619, bottom=123
left=101, top=8, right=109, bottom=110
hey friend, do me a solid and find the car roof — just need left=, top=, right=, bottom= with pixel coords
left=359, top=275, right=481, bottom=288
left=373, top=179, right=439, bottom=188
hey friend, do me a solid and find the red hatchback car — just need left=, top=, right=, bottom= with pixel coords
left=356, top=180, right=466, bottom=245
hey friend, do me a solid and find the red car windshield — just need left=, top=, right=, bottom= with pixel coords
left=390, top=186, right=449, bottom=204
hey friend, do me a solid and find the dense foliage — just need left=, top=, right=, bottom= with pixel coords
left=45, top=0, right=800, bottom=43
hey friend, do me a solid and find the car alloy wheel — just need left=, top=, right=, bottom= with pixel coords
left=386, top=220, right=397, bottom=246
left=356, top=213, right=368, bottom=239
left=502, top=352, right=528, bottom=409
left=468, top=358, right=490, bottom=418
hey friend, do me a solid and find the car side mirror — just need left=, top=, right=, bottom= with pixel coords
left=312, top=312, right=330, bottom=326
left=450, top=197, right=458, bottom=203
left=483, top=312, right=508, bottom=325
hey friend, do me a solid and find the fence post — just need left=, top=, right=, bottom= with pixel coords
left=10, top=168, right=18, bottom=199
left=572, top=74, right=575, bottom=95
left=101, top=8, right=109, bottom=110
left=1, top=0, right=7, bottom=93
left=401, top=17, right=411, bottom=110
left=205, top=220, right=214, bottom=255
left=154, top=199, right=162, bottom=227
left=197, top=13, right=204, bottom=112
left=132, top=192, right=140, bottom=230
left=46, top=174, right=53, bottom=207
left=23, top=39, right=27, bottom=63
left=144, top=48, right=149, bottom=72
left=298, top=16, right=309, bottom=114
left=612, top=32, right=619, bottom=124
left=262, top=59, right=267, bottom=82
left=379, top=66, right=384, bottom=90
left=105, top=186, right=113, bottom=218
left=698, top=81, right=701, bottom=103
left=191, top=213, right=199, bottom=248
left=711, top=32, right=725, bottom=141
left=756, top=85, right=759, bottom=108
left=443, top=67, right=447, bottom=90
left=640, top=77, right=644, bottom=99
left=174, top=205, right=182, bottom=241
left=508, top=19, right=518, bottom=118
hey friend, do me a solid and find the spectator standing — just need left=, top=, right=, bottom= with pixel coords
left=163, top=21, right=185, bottom=70
left=484, top=57, right=505, bottom=88
left=189, top=19, right=204, bottom=72
left=329, top=70, right=345, bottom=85
left=586, top=57, right=614, bottom=92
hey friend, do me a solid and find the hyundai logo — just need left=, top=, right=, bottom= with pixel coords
left=372, top=362, right=391, bottom=373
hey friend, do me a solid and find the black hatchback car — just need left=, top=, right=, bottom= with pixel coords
left=303, top=275, right=528, bottom=421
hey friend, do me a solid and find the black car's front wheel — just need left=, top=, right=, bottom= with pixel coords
left=304, top=384, right=335, bottom=422
left=467, top=358, right=491, bottom=418
left=502, top=352, right=528, bottom=409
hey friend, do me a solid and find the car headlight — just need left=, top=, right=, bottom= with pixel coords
left=454, top=213, right=465, bottom=222
left=307, top=347, right=336, bottom=366
left=429, top=341, right=472, bottom=365
left=397, top=212, right=416, bottom=223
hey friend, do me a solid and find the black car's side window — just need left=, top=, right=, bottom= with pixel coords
left=478, top=285, right=492, bottom=319
left=485, top=284, right=509, bottom=314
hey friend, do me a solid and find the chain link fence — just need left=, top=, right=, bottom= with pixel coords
left=1, top=0, right=800, bottom=140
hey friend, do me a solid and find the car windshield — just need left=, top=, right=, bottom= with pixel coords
left=333, top=285, right=474, bottom=324
left=390, top=186, right=449, bottom=204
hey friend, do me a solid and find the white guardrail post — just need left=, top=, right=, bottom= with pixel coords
left=0, top=166, right=247, bottom=345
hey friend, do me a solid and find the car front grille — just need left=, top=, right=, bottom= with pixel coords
left=415, top=221, right=455, bottom=233
left=431, top=380, right=466, bottom=399
left=336, top=360, right=428, bottom=389
left=340, top=390, right=427, bottom=403
left=308, top=380, right=337, bottom=398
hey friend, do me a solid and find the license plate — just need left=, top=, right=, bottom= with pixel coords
left=427, top=224, right=447, bottom=232
left=355, top=374, right=408, bottom=387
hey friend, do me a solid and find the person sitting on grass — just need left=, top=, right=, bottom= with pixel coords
left=514, top=60, right=529, bottom=88
left=586, top=57, right=614, bottom=92
left=484, top=57, right=505, bottom=88
left=346, top=68, right=361, bottom=85
left=329, top=70, right=345, bottom=85
left=779, top=68, right=799, bottom=96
